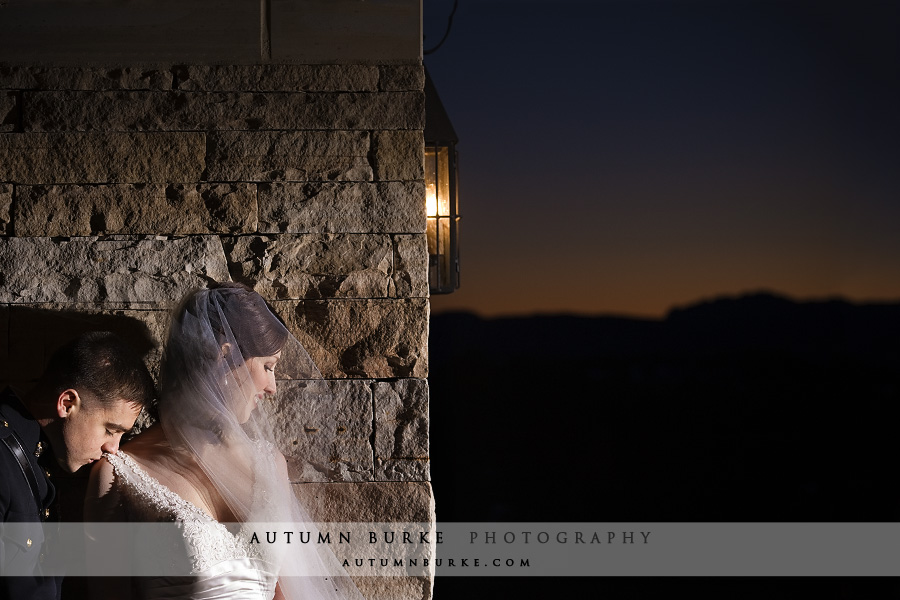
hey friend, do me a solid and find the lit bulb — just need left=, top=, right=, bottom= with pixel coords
left=426, top=186, right=438, bottom=217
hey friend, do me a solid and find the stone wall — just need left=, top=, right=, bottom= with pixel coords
left=0, top=62, right=432, bottom=599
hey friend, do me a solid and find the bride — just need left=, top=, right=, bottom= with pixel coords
left=85, top=282, right=364, bottom=600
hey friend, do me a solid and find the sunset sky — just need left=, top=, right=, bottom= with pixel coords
left=423, top=0, right=900, bottom=318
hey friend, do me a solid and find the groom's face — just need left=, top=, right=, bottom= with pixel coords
left=56, top=390, right=142, bottom=472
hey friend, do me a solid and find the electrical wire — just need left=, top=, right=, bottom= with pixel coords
left=424, top=0, right=459, bottom=55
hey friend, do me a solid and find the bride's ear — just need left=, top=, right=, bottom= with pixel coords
left=220, top=342, right=245, bottom=369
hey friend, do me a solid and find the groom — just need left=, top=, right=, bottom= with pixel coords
left=0, top=331, right=155, bottom=600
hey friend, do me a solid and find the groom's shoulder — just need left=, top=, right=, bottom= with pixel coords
left=0, top=407, right=31, bottom=519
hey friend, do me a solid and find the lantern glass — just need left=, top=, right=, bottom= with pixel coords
left=425, top=144, right=459, bottom=293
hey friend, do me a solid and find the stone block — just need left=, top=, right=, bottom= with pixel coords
left=374, top=379, right=429, bottom=482
left=295, top=481, right=434, bottom=523
left=24, top=91, right=424, bottom=132
left=224, top=234, right=394, bottom=300
left=206, top=131, right=372, bottom=183
left=0, top=184, right=11, bottom=235
left=294, top=481, right=435, bottom=599
left=379, top=66, right=425, bottom=92
left=258, top=182, right=425, bottom=234
left=373, top=130, right=424, bottom=181
left=0, top=132, right=205, bottom=184
left=1, top=91, right=17, bottom=132
left=15, top=183, right=256, bottom=236
left=1, top=304, right=166, bottom=386
left=354, top=577, right=432, bottom=600
left=273, top=299, right=428, bottom=379
left=0, top=66, right=173, bottom=90
left=0, top=236, right=229, bottom=304
left=271, top=379, right=373, bottom=483
left=390, top=235, right=428, bottom=298
left=174, top=65, right=379, bottom=92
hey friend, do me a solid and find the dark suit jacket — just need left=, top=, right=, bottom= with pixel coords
left=0, top=388, right=62, bottom=600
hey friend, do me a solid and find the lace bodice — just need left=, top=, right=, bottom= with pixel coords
left=104, top=451, right=279, bottom=600
left=106, top=451, right=265, bottom=573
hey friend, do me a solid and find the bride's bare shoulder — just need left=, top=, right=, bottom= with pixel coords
left=120, top=423, right=172, bottom=463
left=115, top=423, right=218, bottom=514
left=87, top=424, right=171, bottom=494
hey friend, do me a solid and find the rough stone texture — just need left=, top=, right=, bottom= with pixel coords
left=0, top=236, right=229, bottom=304
left=296, top=481, right=434, bottom=523
left=374, top=379, right=430, bottom=482
left=174, top=65, right=380, bottom=92
left=15, top=183, right=256, bottom=236
left=271, top=379, right=373, bottom=483
left=24, top=91, right=424, bottom=132
left=273, top=299, right=428, bottom=379
left=361, top=559, right=434, bottom=598
left=378, top=66, right=425, bottom=92
left=373, top=130, right=424, bottom=181
left=225, top=234, right=394, bottom=300
left=258, top=182, right=425, bottom=234
left=0, top=65, right=420, bottom=93
left=354, top=578, right=432, bottom=600
left=0, top=132, right=205, bottom=184
left=0, top=184, right=11, bottom=235
left=391, top=235, right=428, bottom=298
left=0, top=66, right=173, bottom=90
left=206, top=131, right=372, bottom=183
left=294, top=481, right=435, bottom=600
left=1, top=91, right=16, bottom=132
left=0, top=304, right=166, bottom=386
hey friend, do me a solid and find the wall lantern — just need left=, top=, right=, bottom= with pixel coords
left=424, top=69, right=460, bottom=294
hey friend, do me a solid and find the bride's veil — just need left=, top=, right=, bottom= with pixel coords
left=159, top=284, right=365, bottom=599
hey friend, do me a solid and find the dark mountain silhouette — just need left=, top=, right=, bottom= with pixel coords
left=430, top=292, right=900, bottom=523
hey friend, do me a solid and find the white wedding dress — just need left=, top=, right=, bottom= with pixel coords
left=104, top=451, right=279, bottom=600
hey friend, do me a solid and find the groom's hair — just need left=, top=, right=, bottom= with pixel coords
left=43, top=331, right=156, bottom=409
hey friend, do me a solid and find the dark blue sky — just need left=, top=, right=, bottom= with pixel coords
left=423, top=0, right=900, bottom=317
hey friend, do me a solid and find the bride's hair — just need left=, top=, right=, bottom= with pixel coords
left=159, top=282, right=289, bottom=421
left=205, top=282, right=288, bottom=360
